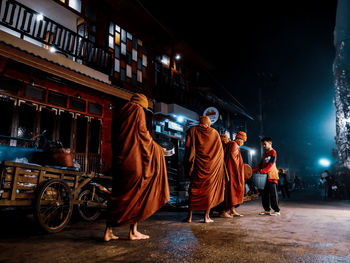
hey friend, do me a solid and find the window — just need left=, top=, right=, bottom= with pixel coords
left=114, top=59, right=120, bottom=72
left=17, top=104, right=36, bottom=140
left=25, top=85, right=45, bottom=101
left=1, top=77, right=20, bottom=94
left=48, top=91, right=67, bottom=107
left=132, top=49, right=137, bottom=61
left=88, top=102, right=102, bottom=115
left=76, top=116, right=87, bottom=152
left=137, top=58, right=142, bottom=70
left=137, top=70, right=142, bottom=83
left=121, top=43, right=126, bottom=55
left=58, top=112, right=72, bottom=148
left=0, top=98, right=14, bottom=137
left=69, top=97, right=86, bottom=112
left=120, top=68, right=126, bottom=81
left=40, top=108, right=55, bottom=141
left=121, top=29, right=126, bottom=42
left=142, top=55, right=147, bottom=67
left=126, top=65, right=132, bottom=78
left=115, top=45, right=120, bottom=59
left=89, top=119, right=101, bottom=153
left=68, top=0, right=81, bottom=13
left=109, top=22, right=147, bottom=85
left=109, top=36, right=114, bottom=49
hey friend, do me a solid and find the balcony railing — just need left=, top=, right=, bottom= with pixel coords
left=0, top=0, right=112, bottom=74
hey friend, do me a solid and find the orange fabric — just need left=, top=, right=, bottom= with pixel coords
left=220, top=134, right=229, bottom=145
left=235, top=131, right=247, bottom=142
left=224, top=141, right=245, bottom=208
left=184, top=124, right=226, bottom=210
left=107, top=102, right=169, bottom=226
left=130, top=93, right=148, bottom=109
left=199, top=116, right=211, bottom=126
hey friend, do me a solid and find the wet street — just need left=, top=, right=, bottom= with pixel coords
left=1, top=190, right=350, bottom=263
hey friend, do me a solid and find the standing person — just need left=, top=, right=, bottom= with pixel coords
left=220, top=131, right=247, bottom=218
left=184, top=116, right=226, bottom=223
left=252, top=137, right=280, bottom=216
left=278, top=169, right=290, bottom=199
left=220, top=134, right=229, bottom=149
left=104, top=93, right=169, bottom=241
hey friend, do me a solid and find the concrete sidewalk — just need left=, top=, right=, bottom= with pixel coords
left=0, top=190, right=350, bottom=262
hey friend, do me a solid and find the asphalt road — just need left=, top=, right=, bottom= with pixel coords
left=1, top=190, right=350, bottom=263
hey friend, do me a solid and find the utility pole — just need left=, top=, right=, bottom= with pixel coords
left=258, top=84, right=264, bottom=158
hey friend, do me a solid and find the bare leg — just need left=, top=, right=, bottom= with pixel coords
left=231, top=207, right=243, bottom=217
left=104, top=226, right=119, bottom=242
left=129, top=223, right=150, bottom=240
left=204, top=209, right=214, bottom=223
left=219, top=209, right=233, bottom=218
left=185, top=209, right=192, bottom=223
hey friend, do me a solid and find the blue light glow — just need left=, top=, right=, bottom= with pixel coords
left=319, top=158, right=331, bottom=167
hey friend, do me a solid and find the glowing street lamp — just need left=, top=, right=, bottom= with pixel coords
left=319, top=158, right=331, bottom=168
left=177, top=116, right=184, bottom=123
left=175, top=54, right=181, bottom=60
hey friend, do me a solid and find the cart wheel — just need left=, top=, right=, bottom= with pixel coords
left=77, top=189, right=102, bottom=221
left=34, top=179, right=73, bottom=233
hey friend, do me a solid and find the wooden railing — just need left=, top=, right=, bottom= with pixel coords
left=74, top=152, right=100, bottom=174
left=0, top=0, right=112, bottom=74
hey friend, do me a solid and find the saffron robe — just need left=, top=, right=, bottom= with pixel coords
left=184, top=124, right=226, bottom=210
left=224, top=141, right=245, bottom=208
left=107, top=102, right=169, bottom=226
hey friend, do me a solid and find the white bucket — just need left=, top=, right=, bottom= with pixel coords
left=252, top=173, right=267, bottom=190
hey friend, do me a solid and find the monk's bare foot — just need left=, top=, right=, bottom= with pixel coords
left=104, top=228, right=119, bottom=242
left=219, top=212, right=233, bottom=218
left=204, top=217, right=214, bottom=223
left=232, top=210, right=244, bottom=217
left=184, top=217, right=192, bottom=223
left=129, top=230, right=150, bottom=240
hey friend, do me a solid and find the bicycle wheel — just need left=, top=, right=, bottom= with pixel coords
left=77, top=189, right=102, bottom=221
left=34, top=179, right=73, bottom=233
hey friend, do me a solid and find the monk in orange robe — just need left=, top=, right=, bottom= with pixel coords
left=220, top=134, right=229, bottom=149
left=104, top=93, right=169, bottom=241
left=184, top=116, right=226, bottom=223
left=221, top=131, right=247, bottom=218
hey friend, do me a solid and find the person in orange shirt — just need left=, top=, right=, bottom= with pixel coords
left=252, top=137, right=280, bottom=216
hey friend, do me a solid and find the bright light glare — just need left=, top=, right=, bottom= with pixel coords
left=177, top=116, right=184, bottom=123
left=175, top=54, right=181, bottom=60
left=49, top=47, right=56, bottom=53
left=250, top=149, right=256, bottom=155
left=36, top=13, right=44, bottom=21
left=319, top=158, right=331, bottom=167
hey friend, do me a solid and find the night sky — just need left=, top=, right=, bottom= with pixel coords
left=139, top=1, right=338, bottom=174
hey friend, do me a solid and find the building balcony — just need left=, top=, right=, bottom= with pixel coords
left=0, top=0, right=112, bottom=79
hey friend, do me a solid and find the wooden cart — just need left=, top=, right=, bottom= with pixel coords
left=0, top=161, right=94, bottom=233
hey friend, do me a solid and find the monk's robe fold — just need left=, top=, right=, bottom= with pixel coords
left=224, top=141, right=245, bottom=208
left=184, top=124, right=226, bottom=210
left=107, top=102, right=169, bottom=226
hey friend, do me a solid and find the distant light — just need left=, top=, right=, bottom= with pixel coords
left=49, top=47, right=56, bottom=53
left=161, top=55, right=169, bottom=65
left=175, top=54, right=181, bottom=60
left=250, top=149, right=256, bottom=156
left=177, top=116, right=184, bottom=123
left=319, top=158, right=331, bottom=167
left=36, top=13, right=44, bottom=21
